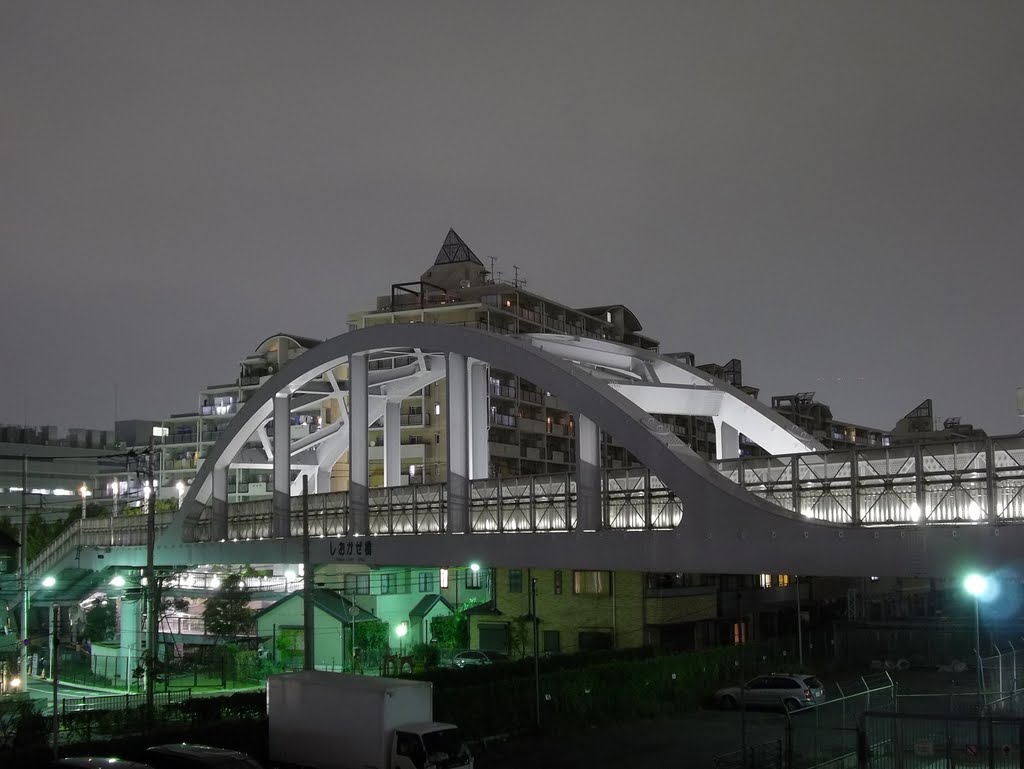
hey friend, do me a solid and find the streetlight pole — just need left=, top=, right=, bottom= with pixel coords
left=964, top=573, right=988, bottom=706
left=144, top=440, right=157, bottom=716
left=19, top=456, right=28, bottom=688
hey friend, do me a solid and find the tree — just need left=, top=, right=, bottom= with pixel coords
left=202, top=573, right=255, bottom=643
left=82, top=602, right=117, bottom=643
left=430, top=613, right=469, bottom=650
left=355, top=620, right=390, bottom=652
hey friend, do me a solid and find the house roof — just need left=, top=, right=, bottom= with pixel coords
left=433, top=228, right=483, bottom=267
left=409, top=594, right=454, bottom=618
left=256, top=588, right=377, bottom=624
left=462, top=599, right=502, bottom=616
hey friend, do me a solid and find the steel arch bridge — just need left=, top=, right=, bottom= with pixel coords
left=56, top=322, right=997, bottom=581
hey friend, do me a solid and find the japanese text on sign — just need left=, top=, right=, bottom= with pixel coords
left=329, top=538, right=373, bottom=561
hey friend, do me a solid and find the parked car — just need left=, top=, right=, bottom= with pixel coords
left=146, top=744, right=264, bottom=769
left=714, top=673, right=826, bottom=712
left=453, top=650, right=509, bottom=668
left=54, top=760, right=154, bottom=769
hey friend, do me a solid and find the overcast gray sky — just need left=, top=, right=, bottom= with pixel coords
left=2, top=1, right=1022, bottom=436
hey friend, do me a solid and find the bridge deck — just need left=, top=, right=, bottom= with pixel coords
left=27, top=436, right=1024, bottom=577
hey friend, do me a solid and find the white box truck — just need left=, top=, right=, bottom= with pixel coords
left=267, top=671, right=473, bottom=769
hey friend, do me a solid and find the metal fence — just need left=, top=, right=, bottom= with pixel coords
left=788, top=674, right=895, bottom=768
left=858, top=710, right=1024, bottom=768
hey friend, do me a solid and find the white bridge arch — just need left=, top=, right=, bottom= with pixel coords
left=151, top=323, right=1016, bottom=578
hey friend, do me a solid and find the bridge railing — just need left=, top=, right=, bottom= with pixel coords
left=713, top=434, right=1024, bottom=525
left=187, top=469, right=685, bottom=542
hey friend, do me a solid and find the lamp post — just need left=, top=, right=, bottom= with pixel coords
left=79, top=483, right=91, bottom=520
left=964, top=573, right=988, bottom=704
left=396, top=621, right=408, bottom=659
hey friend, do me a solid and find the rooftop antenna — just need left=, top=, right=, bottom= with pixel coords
left=513, top=264, right=521, bottom=288
left=496, top=270, right=504, bottom=284
left=487, top=255, right=498, bottom=282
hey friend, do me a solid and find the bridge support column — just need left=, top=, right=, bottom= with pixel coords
left=713, top=418, right=740, bottom=460
left=576, top=414, right=601, bottom=532
left=447, top=353, right=469, bottom=533
left=211, top=464, right=228, bottom=541
left=468, top=360, right=489, bottom=480
left=384, top=399, right=401, bottom=487
left=273, top=392, right=292, bottom=538
left=350, top=354, right=369, bottom=536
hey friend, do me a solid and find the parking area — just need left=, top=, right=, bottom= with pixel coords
left=476, top=668, right=983, bottom=769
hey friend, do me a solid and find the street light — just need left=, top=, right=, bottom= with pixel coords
left=41, top=576, right=56, bottom=589
left=109, top=575, right=126, bottom=588
left=175, top=480, right=186, bottom=508
left=79, top=483, right=91, bottom=520
left=964, top=573, right=989, bottom=703
left=395, top=621, right=408, bottom=657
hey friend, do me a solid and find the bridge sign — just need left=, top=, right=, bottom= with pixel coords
left=328, top=537, right=374, bottom=562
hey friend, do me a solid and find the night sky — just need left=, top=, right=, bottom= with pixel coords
left=2, top=2, right=1022, bottom=435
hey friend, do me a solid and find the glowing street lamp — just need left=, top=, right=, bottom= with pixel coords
left=79, top=484, right=91, bottom=520
left=395, top=621, right=409, bottom=656
left=41, top=576, right=56, bottom=589
left=109, top=575, right=126, bottom=588
left=964, top=573, right=989, bottom=701
left=175, top=480, right=186, bottom=508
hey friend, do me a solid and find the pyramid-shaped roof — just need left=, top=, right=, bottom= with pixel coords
left=434, top=228, right=483, bottom=266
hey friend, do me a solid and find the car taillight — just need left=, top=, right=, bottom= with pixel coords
left=804, top=689, right=812, bottom=698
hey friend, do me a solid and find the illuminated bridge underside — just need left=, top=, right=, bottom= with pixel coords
left=54, top=325, right=1024, bottom=579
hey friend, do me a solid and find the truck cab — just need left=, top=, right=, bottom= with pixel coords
left=394, top=723, right=472, bottom=769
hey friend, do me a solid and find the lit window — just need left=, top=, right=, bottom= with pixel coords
left=733, top=621, right=747, bottom=645
left=760, top=574, right=773, bottom=589
left=573, top=571, right=609, bottom=595
left=434, top=403, right=441, bottom=416
left=439, top=568, right=449, bottom=589
left=777, top=574, right=790, bottom=588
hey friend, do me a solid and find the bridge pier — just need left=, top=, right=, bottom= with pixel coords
left=211, top=464, right=228, bottom=540
left=576, top=414, right=601, bottom=531
left=468, top=360, right=489, bottom=480
left=713, top=417, right=740, bottom=460
left=383, top=399, right=402, bottom=487
left=447, top=352, right=469, bottom=533
left=350, top=353, right=370, bottom=536
left=273, top=392, right=292, bottom=538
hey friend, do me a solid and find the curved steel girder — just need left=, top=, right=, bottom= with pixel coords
left=163, top=324, right=836, bottom=546
left=526, top=334, right=823, bottom=455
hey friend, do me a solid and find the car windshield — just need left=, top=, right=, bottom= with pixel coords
left=422, top=728, right=470, bottom=767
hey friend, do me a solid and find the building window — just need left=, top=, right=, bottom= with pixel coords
left=380, top=573, right=395, bottom=594
left=345, top=573, right=370, bottom=595
left=509, top=570, right=523, bottom=593
left=466, top=568, right=482, bottom=590
left=439, top=568, right=449, bottom=589
left=777, top=574, right=790, bottom=587
left=543, top=630, right=560, bottom=654
left=733, top=621, right=747, bottom=645
left=578, top=630, right=613, bottom=652
left=759, top=574, right=773, bottom=589
left=573, top=571, right=609, bottom=595
left=553, top=570, right=563, bottom=595
left=418, top=572, right=434, bottom=592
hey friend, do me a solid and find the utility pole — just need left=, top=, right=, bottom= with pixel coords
left=795, top=575, right=804, bottom=667
left=51, top=603, right=60, bottom=759
left=19, top=455, right=28, bottom=688
left=145, top=440, right=157, bottom=716
left=302, top=476, right=314, bottom=671
left=531, top=577, right=540, bottom=728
